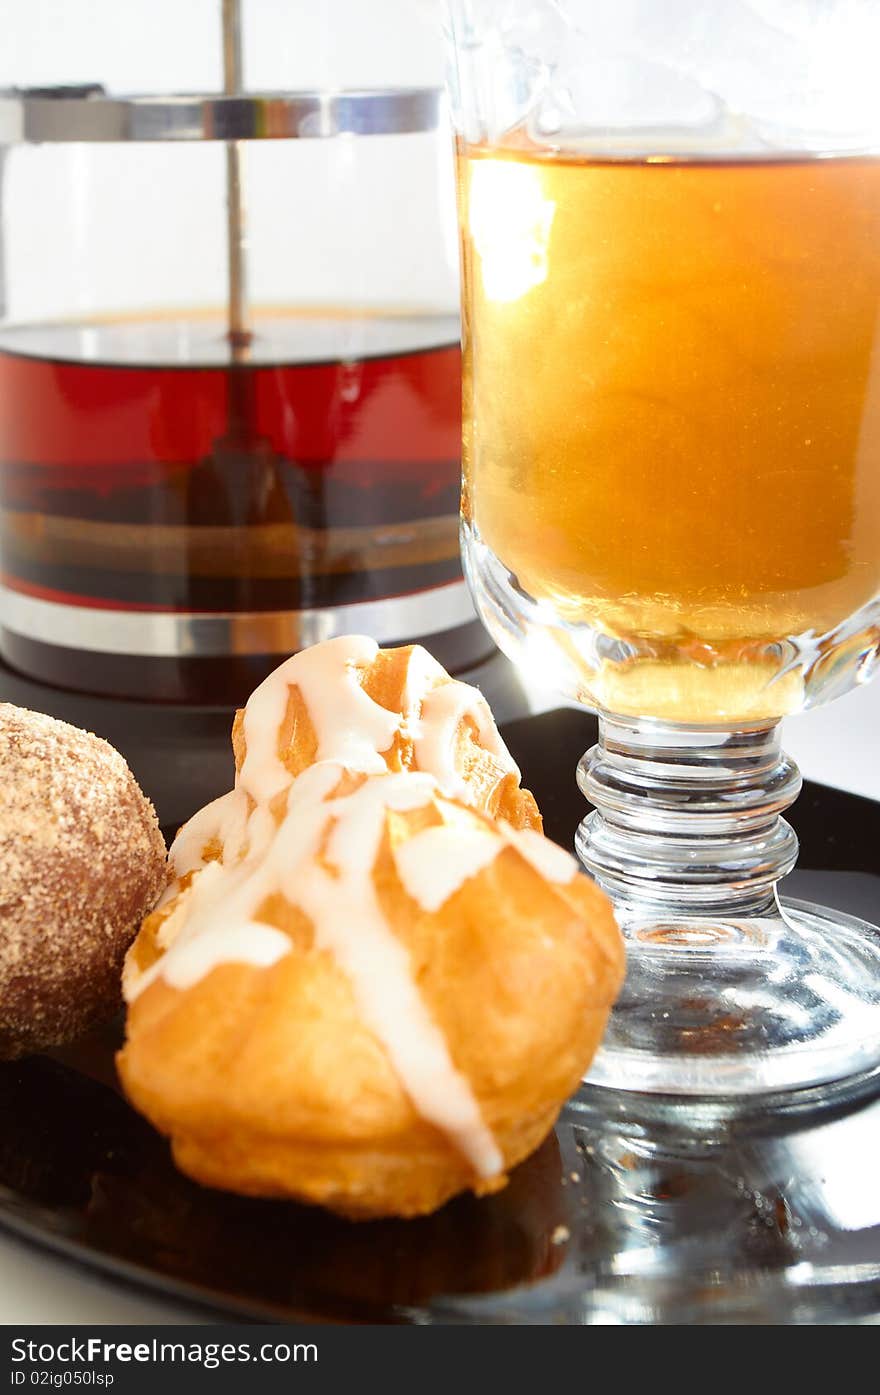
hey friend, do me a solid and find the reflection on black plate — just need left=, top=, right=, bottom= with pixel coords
left=0, top=1031, right=569, bottom=1322
left=0, top=709, right=879, bottom=1323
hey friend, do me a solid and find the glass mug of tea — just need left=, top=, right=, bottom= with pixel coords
left=444, top=0, right=880, bottom=1096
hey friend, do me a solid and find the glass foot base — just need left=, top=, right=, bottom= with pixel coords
left=585, top=899, right=880, bottom=1097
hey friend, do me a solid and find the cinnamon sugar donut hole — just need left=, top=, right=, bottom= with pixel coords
left=0, top=704, right=167, bottom=1059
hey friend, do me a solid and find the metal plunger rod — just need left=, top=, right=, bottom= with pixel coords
left=222, top=0, right=250, bottom=353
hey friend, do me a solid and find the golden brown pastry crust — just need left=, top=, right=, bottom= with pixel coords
left=118, top=780, right=623, bottom=1219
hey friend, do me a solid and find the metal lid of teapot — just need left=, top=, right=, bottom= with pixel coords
left=0, top=83, right=443, bottom=144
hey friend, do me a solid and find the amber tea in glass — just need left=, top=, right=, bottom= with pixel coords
left=459, top=143, right=880, bottom=723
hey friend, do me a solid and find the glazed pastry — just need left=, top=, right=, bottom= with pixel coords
left=0, top=704, right=166, bottom=1060
left=158, top=635, right=541, bottom=905
left=118, top=760, right=623, bottom=1218
left=231, top=633, right=540, bottom=820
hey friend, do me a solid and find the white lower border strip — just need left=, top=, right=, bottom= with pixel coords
left=0, top=582, right=476, bottom=658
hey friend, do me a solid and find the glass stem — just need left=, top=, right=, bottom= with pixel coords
left=576, top=716, right=802, bottom=922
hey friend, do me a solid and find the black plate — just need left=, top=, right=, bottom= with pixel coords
left=1, top=708, right=880, bottom=1324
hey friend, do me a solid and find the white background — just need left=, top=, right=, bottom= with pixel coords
left=1, top=0, right=878, bottom=1324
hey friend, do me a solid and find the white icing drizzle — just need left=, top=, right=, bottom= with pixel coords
left=216, top=788, right=250, bottom=865
left=412, top=680, right=520, bottom=799
left=293, top=773, right=502, bottom=1178
left=239, top=635, right=400, bottom=803
left=155, top=888, right=191, bottom=951
left=394, top=825, right=502, bottom=913
left=167, top=793, right=230, bottom=875
left=157, top=786, right=268, bottom=910
left=505, top=827, right=578, bottom=884
left=140, top=919, right=292, bottom=995
left=398, top=644, right=446, bottom=740
left=127, top=861, right=292, bottom=1001
left=153, top=791, right=238, bottom=910
left=240, top=799, right=277, bottom=866
left=127, top=763, right=503, bottom=1181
